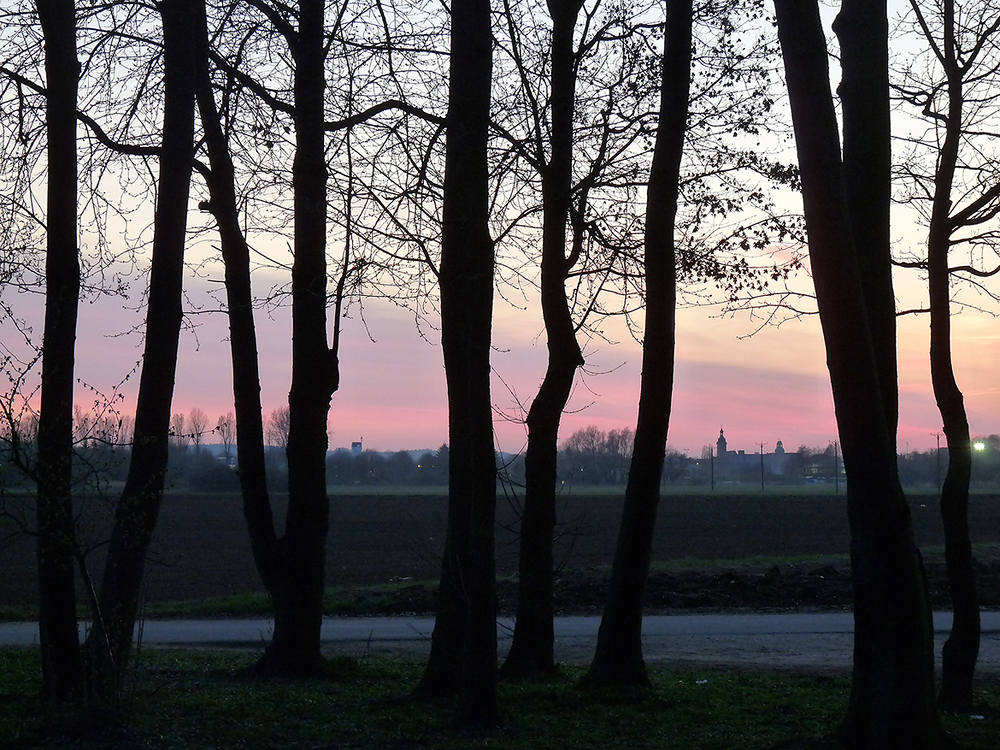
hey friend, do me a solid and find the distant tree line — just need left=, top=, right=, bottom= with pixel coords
left=5, top=417, right=999, bottom=493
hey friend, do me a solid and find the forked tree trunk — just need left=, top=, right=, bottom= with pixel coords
left=35, top=0, right=83, bottom=704
left=251, top=0, right=338, bottom=677
left=773, top=2, right=950, bottom=746
left=418, top=0, right=499, bottom=728
left=580, top=0, right=690, bottom=689
left=86, top=0, right=198, bottom=702
left=501, top=0, right=585, bottom=680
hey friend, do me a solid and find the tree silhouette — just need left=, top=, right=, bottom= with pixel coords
left=893, top=0, right=1000, bottom=710
left=774, top=0, right=948, bottom=744
left=581, top=0, right=691, bottom=689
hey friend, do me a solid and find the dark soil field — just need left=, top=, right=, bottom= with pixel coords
left=2, top=490, right=1000, bottom=614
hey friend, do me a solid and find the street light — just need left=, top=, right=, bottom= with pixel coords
left=974, top=441, right=986, bottom=452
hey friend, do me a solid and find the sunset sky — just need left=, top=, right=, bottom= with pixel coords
left=2, top=0, right=998, bottom=459
left=16, top=251, right=991, bottom=458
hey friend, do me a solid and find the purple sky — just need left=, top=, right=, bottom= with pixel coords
left=38, top=268, right=995, bottom=456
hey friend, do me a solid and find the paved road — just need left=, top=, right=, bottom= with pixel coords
left=4, top=613, right=1000, bottom=674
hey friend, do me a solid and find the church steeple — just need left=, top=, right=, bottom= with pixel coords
left=717, top=427, right=727, bottom=457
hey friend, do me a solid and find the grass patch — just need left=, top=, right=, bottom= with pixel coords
left=326, top=484, right=450, bottom=496
left=2, top=648, right=998, bottom=749
left=140, top=579, right=442, bottom=620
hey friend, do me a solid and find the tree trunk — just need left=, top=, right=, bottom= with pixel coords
left=418, top=0, right=499, bottom=728
left=926, top=0, right=978, bottom=710
left=773, top=2, right=949, bottom=746
left=85, top=0, right=198, bottom=703
left=250, top=0, right=337, bottom=677
left=193, top=7, right=279, bottom=605
left=34, top=0, right=83, bottom=704
left=833, top=0, right=897, bottom=445
left=580, top=0, right=690, bottom=690
left=501, top=0, right=585, bottom=680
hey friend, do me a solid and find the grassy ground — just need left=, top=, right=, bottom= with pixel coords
left=3, top=648, right=999, bottom=749
left=5, top=491, right=1000, bottom=747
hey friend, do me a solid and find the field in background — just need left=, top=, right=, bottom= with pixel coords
left=2, top=490, right=1000, bottom=610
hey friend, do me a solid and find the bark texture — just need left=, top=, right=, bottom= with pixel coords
left=773, top=1, right=950, bottom=746
left=35, top=0, right=83, bottom=703
left=580, top=0, right=690, bottom=689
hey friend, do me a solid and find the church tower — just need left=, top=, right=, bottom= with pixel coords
left=717, top=427, right=727, bottom=458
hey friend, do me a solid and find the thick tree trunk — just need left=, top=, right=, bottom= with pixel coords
left=924, top=0, right=979, bottom=712
left=35, top=0, right=82, bottom=704
left=501, top=0, right=585, bottom=680
left=833, top=0, right=897, bottom=445
left=773, top=2, right=949, bottom=746
left=580, top=0, right=690, bottom=689
left=86, top=0, right=198, bottom=702
left=252, top=0, right=337, bottom=677
left=418, top=0, right=499, bottom=728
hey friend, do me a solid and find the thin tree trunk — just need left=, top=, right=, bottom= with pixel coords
left=580, top=0, right=690, bottom=689
left=193, top=10, right=278, bottom=597
left=85, top=0, right=198, bottom=702
left=773, top=2, right=949, bottom=745
left=418, top=0, right=499, bottom=728
left=501, top=0, right=585, bottom=680
left=35, top=0, right=82, bottom=704
left=927, top=0, right=978, bottom=711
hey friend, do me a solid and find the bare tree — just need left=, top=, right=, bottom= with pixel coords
left=416, top=0, right=500, bottom=727
left=499, top=0, right=587, bottom=679
left=267, top=406, right=291, bottom=450
left=581, top=0, right=691, bottom=689
left=893, top=0, right=1000, bottom=711
left=188, top=407, right=208, bottom=449
left=169, top=412, right=188, bottom=449
left=33, top=0, right=84, bottom=703
left=216, top=411, right=236, bottom=464
left=773, top=0, right=948, bottom=744
left=85, top=0, right=201, bottom=701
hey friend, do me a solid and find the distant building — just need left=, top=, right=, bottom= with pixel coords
left=713, top=427, right=791, bottom=478
left=351, top=441, right=363, bottom=455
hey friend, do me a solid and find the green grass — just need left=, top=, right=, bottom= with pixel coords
left=2, top=648, right=998, bottom=749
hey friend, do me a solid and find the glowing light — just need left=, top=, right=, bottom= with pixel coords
left=974, top=442, right=986, bottom=451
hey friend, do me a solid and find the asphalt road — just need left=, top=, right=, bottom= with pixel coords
left=4, top=613, right=1000, bottom=675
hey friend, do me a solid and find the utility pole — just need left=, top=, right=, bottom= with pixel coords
left=933, top=431, right=942, bottom=493
left=710, top=446, right=714, bottom=491
left=833, top=441, right=839, bottom=494
left=759, top=442, right=767, bottom=493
